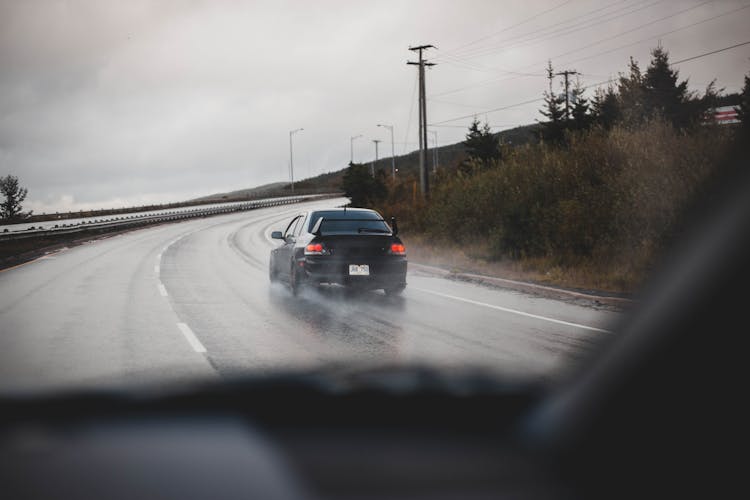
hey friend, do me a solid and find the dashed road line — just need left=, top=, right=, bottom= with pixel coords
left=176, top=322, right=207, bottom=353
left=157, top=282, right=168, bottom=296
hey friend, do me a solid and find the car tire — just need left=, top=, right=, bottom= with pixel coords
left=384, top=284, right=406, bottom=296
left=269, top=260, right=278, bottom=283
left=290, top=263, right=302, bottom=296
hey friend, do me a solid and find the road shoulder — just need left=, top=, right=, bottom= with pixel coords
left=408, top=262, right=633, bottom=311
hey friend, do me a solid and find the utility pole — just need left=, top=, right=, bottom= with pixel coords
left=289, top=128, right=303, bottom=194
left=350, top=134, right=362, bottom=165
left=555, top=69, right=580, bottom=121
left=408, top=44, right=435, bottom=198
left=377, top=124, right=396, bottom=181
left=428, top=130, right=438, bottom=173
left=371, top=139, right=381, bottom=177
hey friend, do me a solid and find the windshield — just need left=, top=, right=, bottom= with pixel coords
left=0, top=1, right=746, bottom=395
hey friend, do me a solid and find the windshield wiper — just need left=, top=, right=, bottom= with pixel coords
left=358, top=227, right=390, bottom=234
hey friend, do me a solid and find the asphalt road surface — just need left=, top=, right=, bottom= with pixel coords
left=0, top=198, right=620, bottom=393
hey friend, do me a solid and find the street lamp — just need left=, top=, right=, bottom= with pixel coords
left=377, top=124, right=396, bottom=181
left=350, top=134, right=362, bottom=164
left=289, top=128, right=303, bottom=194
left=371, top=139, right=382, bottom=177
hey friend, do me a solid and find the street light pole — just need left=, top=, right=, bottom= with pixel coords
left=371, top=139, right=381, bottom=177
left=350, top=134, right=362, bottom=165
left=289, top=128, right=303, bottom=194
left=377, top=124, right=396, bottom=181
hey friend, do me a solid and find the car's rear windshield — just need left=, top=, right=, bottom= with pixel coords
left=308, top=211, right=390, bottom=235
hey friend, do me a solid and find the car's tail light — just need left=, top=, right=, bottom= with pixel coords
left=305, top=242, right=326, bottom=255
left=390, top=243, right=406, bottom=255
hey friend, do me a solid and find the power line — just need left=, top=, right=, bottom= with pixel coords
left=528, top=0, right=713, bottom=69
left=428, top=97, right=502, bottom=109
left=671, top=40, right=750, bottom=64
left=440, top=0, right=661, bottom=63
left=441, top=0, right=574, bottom=56
left=429, top=39, right=750, bottom=126
left=496, top=0, right=661, bottom=54
left=430, top=96, right=545, bottom=126
left=430, top=0, right=718, bottom=98
left=558, top=3, right=750, bottom=68
left=434, top=1, right=662, bottom=82
left=431, top=123, right=521, bottom=128
left=436, top=0, right=634, bottom=60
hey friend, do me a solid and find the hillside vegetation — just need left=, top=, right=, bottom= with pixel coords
left=379, top=120, right=735, bottom=292
left=352, top=47, right=749, bottom=294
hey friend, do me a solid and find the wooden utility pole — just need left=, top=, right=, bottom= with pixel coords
left=555, top=69, right=580, bottom=121
left=408, top=45, right=435, bottom=198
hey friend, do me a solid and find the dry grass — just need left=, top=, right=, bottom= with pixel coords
left=389, top=120, right=736, bottom=295
left=406, top=235, right=643, bottom=294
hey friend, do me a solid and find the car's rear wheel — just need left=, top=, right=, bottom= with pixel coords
left=269, top=260, right=278, bottom=283
left=290, top=263, right=303, bottom=296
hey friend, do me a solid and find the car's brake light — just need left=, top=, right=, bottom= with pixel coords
left=390, top=243, right=406, bottom=255
left=305, top=243, right=326, bottom=255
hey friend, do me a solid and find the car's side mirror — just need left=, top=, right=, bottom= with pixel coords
left=390, top=216, right=399, bottom=236
left=271, top=231, right=283, bottom=240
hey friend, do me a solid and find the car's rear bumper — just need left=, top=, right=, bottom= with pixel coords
left=301, top=256, right=407, bottom=289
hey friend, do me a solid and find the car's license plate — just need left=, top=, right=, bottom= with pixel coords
left=349, top=264, right=370, bottom=276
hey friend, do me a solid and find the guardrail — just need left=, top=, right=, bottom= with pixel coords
left=0, top=193, right=344, bottom=243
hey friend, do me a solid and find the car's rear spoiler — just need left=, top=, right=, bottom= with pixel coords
left=311, top=217, right=393, bottom=236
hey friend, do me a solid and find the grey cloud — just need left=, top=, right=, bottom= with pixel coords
left=1, top=0, right=748, bottom=213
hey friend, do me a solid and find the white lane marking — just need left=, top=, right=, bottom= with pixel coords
left=411, top=287, right=612, bottom=333
left=176, top=322, right=207, bottom=353
left=154, top=265, right=160, bottom=275
left=156, top=253, right=162, bottom=260
left=157, top=282, right=168, bottom=296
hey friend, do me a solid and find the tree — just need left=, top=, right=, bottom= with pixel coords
left=693, top=79, right=724, bottom=125
left=0, top=175, right=31, bottom=222
left=643, top=46, right=694, bottom=128
left=617, top=57, right=648, bottom=126
left=737, top=72, right=750, bottom=135
left=341, top=163, right=386, bottom=207
left=463, top=118, right=501, bottom=168
left=591, top=85, right=620, bottom=130
left=539, top=61, right=566, bottom=142
left=570, top=78, right=591, bottom=131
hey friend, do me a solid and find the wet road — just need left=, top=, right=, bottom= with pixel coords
left=0, top=198, right=620, bottom=392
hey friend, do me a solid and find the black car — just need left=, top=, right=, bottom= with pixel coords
left=269, top=208, right=407, bottom=295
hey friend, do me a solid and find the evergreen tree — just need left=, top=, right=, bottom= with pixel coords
left=591, top=85, right=620, bottom=130
left=570, top=78, right=591, bottom=131
left=463, top=118, right=500, bottom=168
left=643, top=46, right=693, bottom=127
left=539, top=61, right=566, bottom=142
left=341, top=163, right=386, bottom=207
left=617, top=57, right=648, bottom=126
left=0, top=175, right=31, bottom=222
left=737, top=72, right=750, bottom=134
left=693, top=79, right=723, bottom=125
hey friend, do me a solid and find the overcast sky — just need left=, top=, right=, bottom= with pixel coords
left=1, top=0, right=749, bottom=213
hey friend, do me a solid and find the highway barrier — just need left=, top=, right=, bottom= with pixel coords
left=0, top=193, right=343, bottom=244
